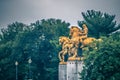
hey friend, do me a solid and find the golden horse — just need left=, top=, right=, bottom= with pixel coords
left=58, top=24, right=103, bottom=63
left=69, top=26, right=85, bottom=58
left=59, top=36, right=80, bottom=62
left=69, top=25, right=97, bottom=49
left=58, top=36, right=74, bottom=62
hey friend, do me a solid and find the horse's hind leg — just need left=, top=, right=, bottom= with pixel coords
left=73, top=51, right=77, bottom=58
left=61, top=55, right=64, bottom=62
left=80, top=45, right=84, bottom=48
left=80, top=42, right=85, bottom=48
left=58, top=51, right=63, bottom=62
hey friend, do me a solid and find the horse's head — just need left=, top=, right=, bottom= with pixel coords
left=70, top=26, right=82, bottom=38
left=59, top=36, right=69, bottom=45
left=70, top=26, right=80, bottom=33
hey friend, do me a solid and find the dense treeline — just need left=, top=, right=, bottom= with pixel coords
left=0, top=19, right=70, bottom=80
left=79, top=10, right=120, bottom=80
left=0, top=10, right=120, bottom=80
left=78, top=10, right=120, bottom=38
left=81, top=32, right=120, bottom=80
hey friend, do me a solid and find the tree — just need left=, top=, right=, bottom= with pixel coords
left=81, top=32, right=120, bottom=80
left=0, top=22, right=29, bottom=80
left=31, top=18, right=70, bottom=80
left=0, top=22, right=27, bottom=43
left=78, top=10, right=120, bottom=38
left=0, top=18, right=70, bottom=80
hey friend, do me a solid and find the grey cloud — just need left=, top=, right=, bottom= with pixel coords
left=0, top=0, right=120, bottom=27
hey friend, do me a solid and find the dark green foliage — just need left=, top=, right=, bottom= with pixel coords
left=0, top=22, right=27, bottom=43
left=0, top=11, right=120, bottom=80
left=81, top=32, right=120, bottom=80
left=78, top=10, right=120, bottom=38
left=0, top=19, right=70, bottom=80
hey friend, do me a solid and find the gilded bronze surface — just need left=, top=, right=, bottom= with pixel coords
left=58, top=24, right=100, bottom=64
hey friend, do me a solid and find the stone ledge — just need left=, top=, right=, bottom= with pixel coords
left=59, top=61, right=67, bottom=65
left=68, top=57, right=84, bottom=61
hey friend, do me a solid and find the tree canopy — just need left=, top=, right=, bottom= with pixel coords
left=0, top=10, right=120, bottom=80
left=0, top=19, right=70, bottom=80
left=81, top=32, right=120, bottom=80
left=78, top=10, right=120, bottom=38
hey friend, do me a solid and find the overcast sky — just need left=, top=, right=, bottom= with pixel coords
left=0, top=0, right=120, bottom=28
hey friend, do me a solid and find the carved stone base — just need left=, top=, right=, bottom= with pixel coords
left=59, top=64, right=67, bottom=80
left=67, top=60, right=83, bottom=80
left=59, top=59, right=84, bottom=80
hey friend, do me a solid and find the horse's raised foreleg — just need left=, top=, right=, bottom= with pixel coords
left=61, top=49, right=68, bottom=62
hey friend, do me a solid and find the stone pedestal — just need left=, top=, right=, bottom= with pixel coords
left=59, top=60, right=83, bottom=80
left=59, top=64, right=67, bottom=80
left=67, top=60, right=83, bottom=80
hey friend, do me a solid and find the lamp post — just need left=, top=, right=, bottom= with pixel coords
left=15, top=61, right=18, bottom=80
left=28, top=58, right=32, bottom=80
